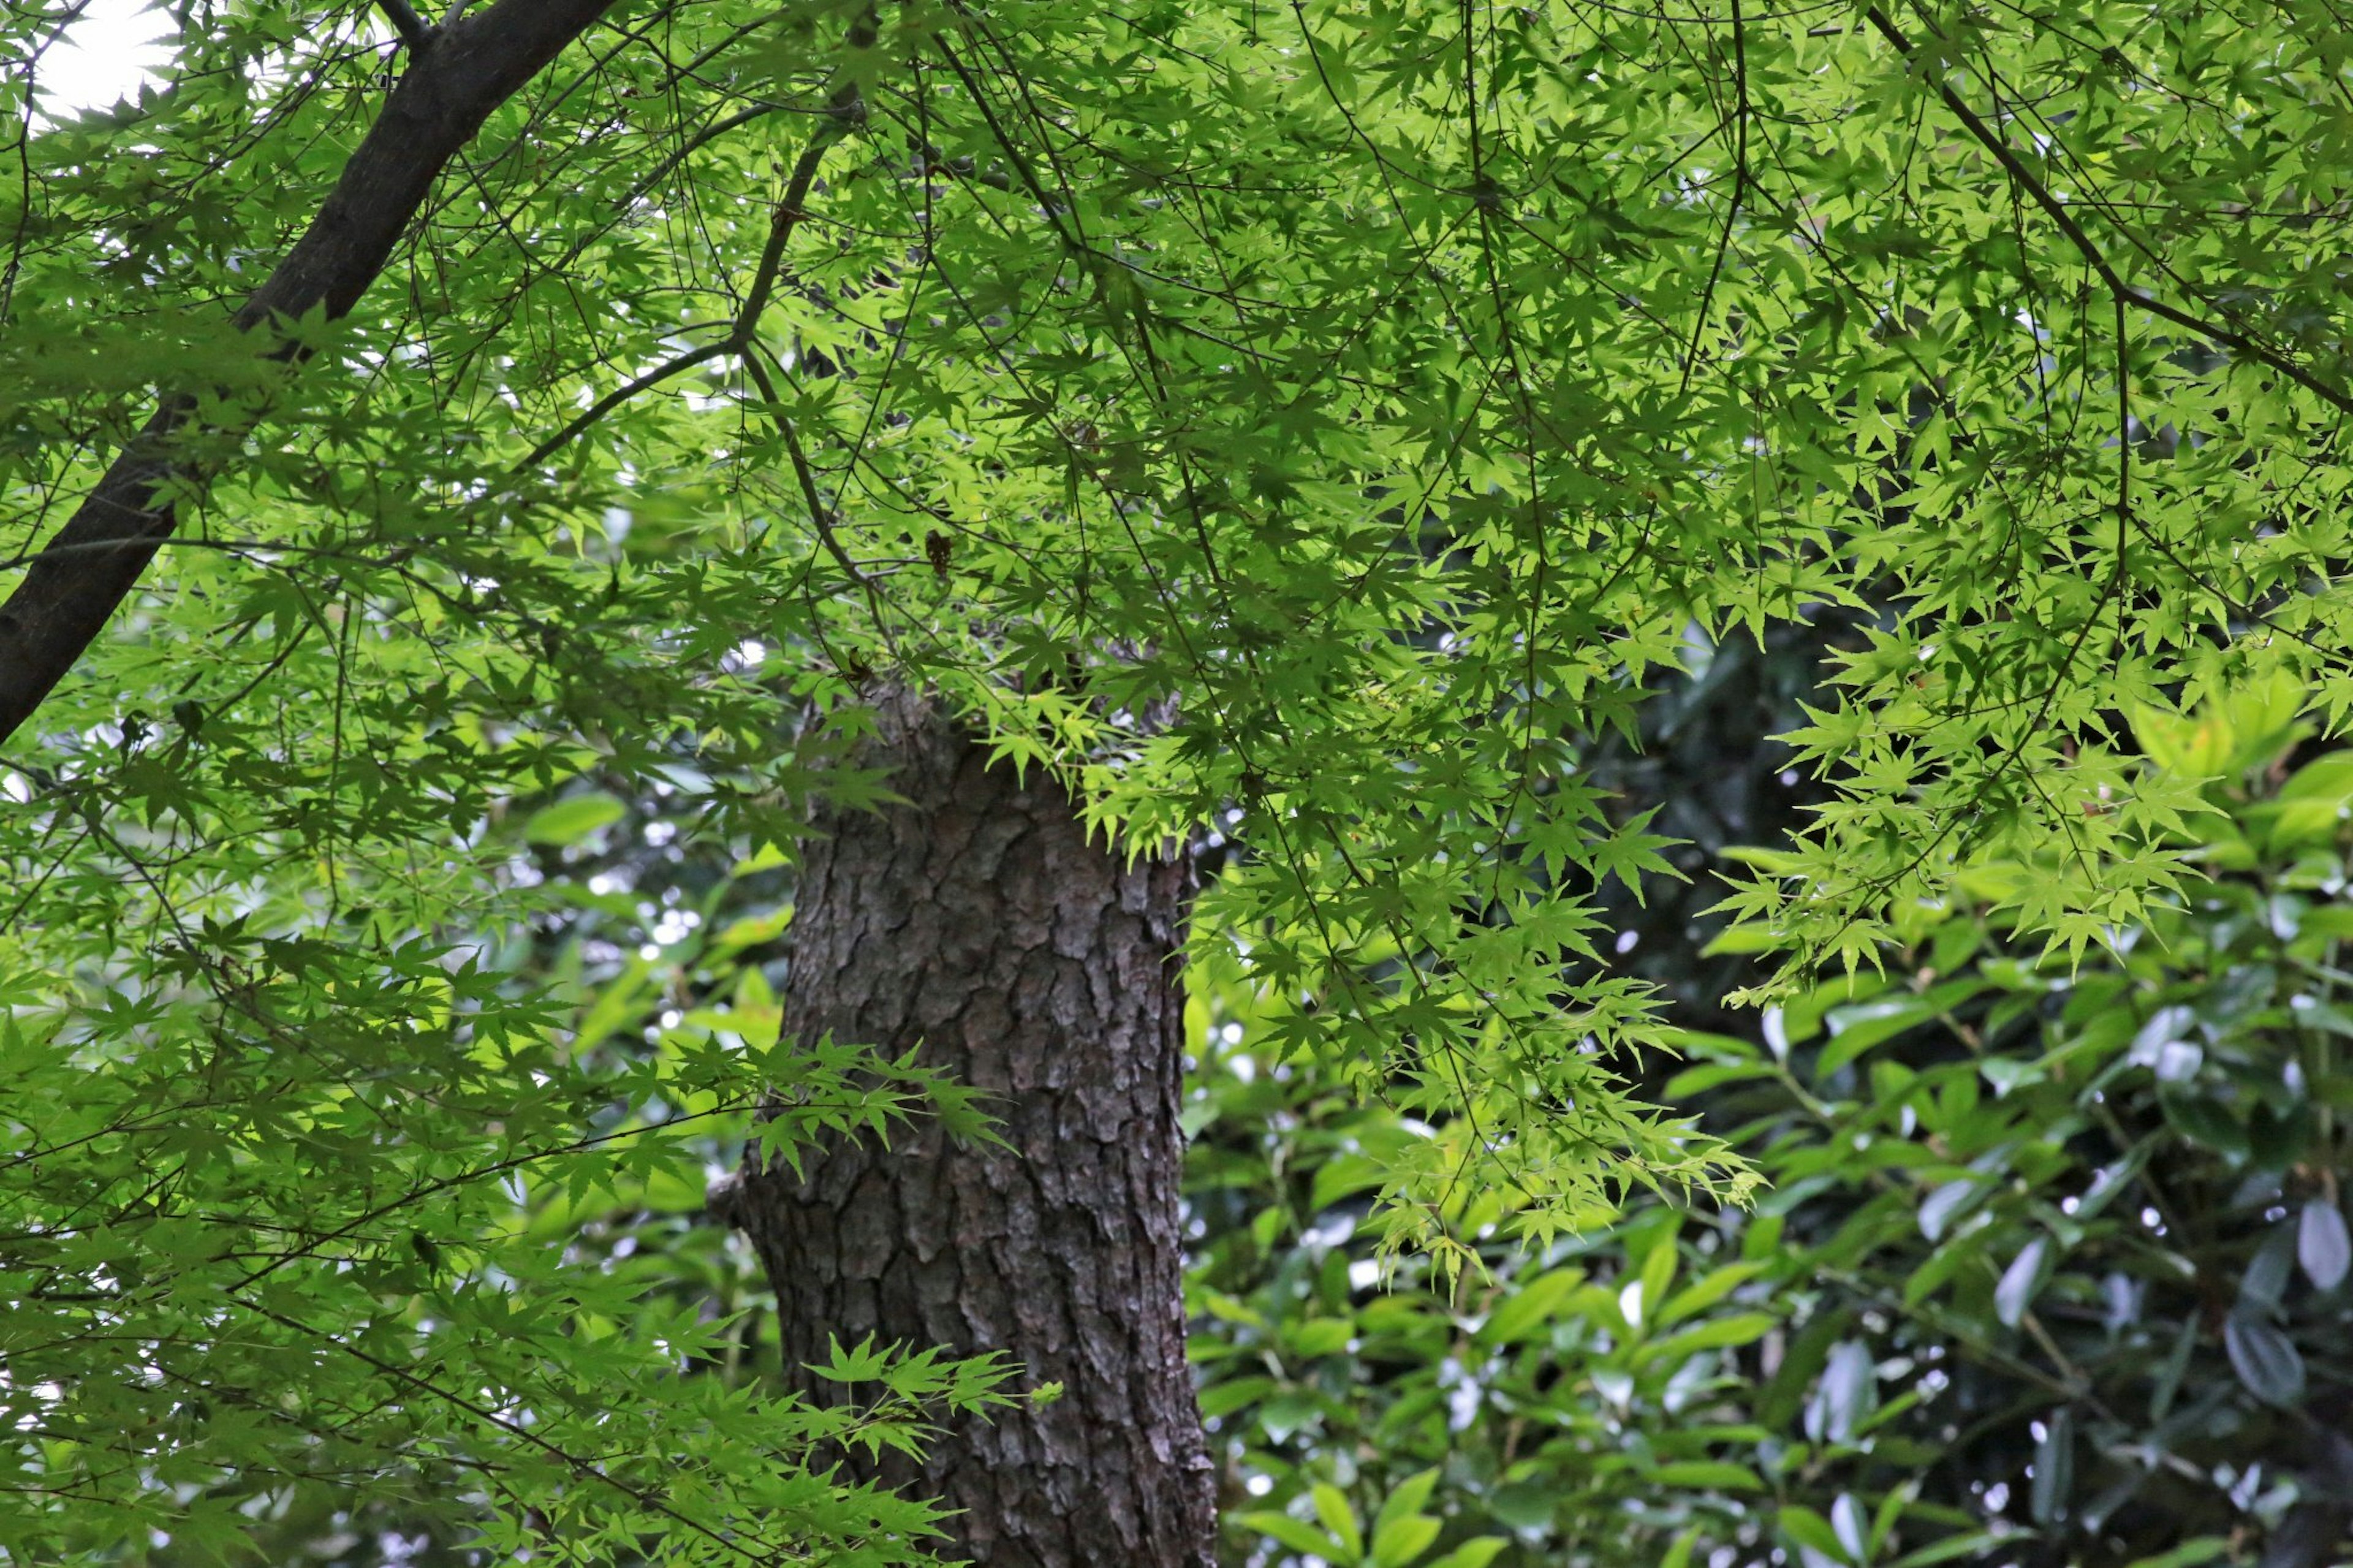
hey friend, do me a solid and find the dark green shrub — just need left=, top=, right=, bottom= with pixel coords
left=1189, top=691, right=2353, bottom=1568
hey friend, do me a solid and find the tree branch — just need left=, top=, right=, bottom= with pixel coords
left=0, top=0, right=618, bottom=745
left=378, top=0, right=434, bottom=53
left=741, top=346, right=899, bottom=657
left=517, top=341, right=733, bottom=469
left=513, top=115, right=841, bottom=470
left=1864, top=5, right=2353, bottom=420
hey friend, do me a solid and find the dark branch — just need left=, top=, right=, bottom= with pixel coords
left=1865, top=6, right=2353, bottom=420
left=513, top=51, right=865, bottom=469
left=516, top=341, right=732, bottom=469
left=514, top=114, right=841, bottom=470
left=378, top=0, right=434, bottom=53
left=0, top=0, right=619, bottom=744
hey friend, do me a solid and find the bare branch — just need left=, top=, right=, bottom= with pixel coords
left=377, top=0, right=434, bottom=53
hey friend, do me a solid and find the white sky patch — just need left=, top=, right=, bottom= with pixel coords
left=28, top=0, right=174, bottom=119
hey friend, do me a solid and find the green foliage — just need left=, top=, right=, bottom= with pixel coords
left=1188, top=954, right=1823, bottom=1568
left=1194, top=688, right=2353, bottom=1567
left=0, top=800, right=1018, bottom=1563
left=12, top=0, right=2353, bottom=1556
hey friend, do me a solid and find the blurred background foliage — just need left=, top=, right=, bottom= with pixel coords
left=1191, top=653, right=2353, bottom=1568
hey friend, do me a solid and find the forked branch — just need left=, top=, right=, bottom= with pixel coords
left=1864, top=5, right=2353, bottom=420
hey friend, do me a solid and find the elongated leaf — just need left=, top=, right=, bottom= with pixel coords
left=1649, top=1461, right=1763, bottom=1492
left=1313, top=1483, right=1364, bottom=1562
left=2299, top=1200, right=2350, bottom=1290
left=2224, top=1313, right=2307, bottom=1406
left=1779, top=1506, right=1852, bottom=1565
left=1238, top=1512, right=1347, bottom=1560
left=1888, top=1536, right=2004, bottom=1568
left=1995, top=1235, right=2048, bottom=1329
left=1428, top=1542, right=1509, bottom=1568
left=1371, top=1469, right=1439, bottom=1544
left=1817, top=996, right=1936, bottom=1080
left=2030, top=1407, right=2074, bottom=1525
left=2122, top=1540, right=2234, bottom=1568
left=1808, top=1341, right=1877, bottom=1445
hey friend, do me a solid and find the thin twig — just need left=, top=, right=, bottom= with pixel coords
left=515, top=78, right=854, bottom=471
left=1865, top=4, right=2353, bottom=418
left=741, top=349, right=901, bottom=656
left=517, top=340, right=729, bottom=468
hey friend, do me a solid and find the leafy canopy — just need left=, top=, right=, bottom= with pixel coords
left=5, top=0, right=2352, bottom=1558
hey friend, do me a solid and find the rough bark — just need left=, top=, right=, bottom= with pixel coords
left=727, top=694, right=1214, bottom=1568
left=0, top=0, right=616, bottom=743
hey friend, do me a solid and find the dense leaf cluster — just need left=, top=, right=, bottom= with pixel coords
left=8, top=0, right=2353, bottom=1558
left=1191, top=688, right=2353, bottom=1568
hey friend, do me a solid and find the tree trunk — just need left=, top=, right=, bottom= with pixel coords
left=727, top=694, right=1214, bottom=1568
